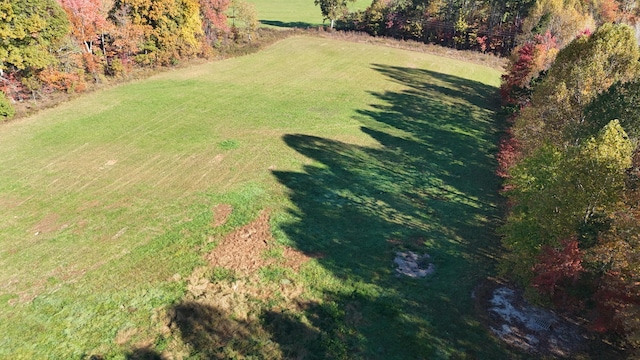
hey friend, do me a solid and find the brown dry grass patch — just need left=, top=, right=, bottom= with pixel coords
left=211, top=204, right=233, bottom=227
left=0, top=195, right=22, bottom=209
left=32, top=213, right=63, bottom=235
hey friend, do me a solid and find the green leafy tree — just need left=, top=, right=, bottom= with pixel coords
left=514, top=23, right=640, bottom=155
left=0, top=91, right=15, bottom=120
left=502, top=120, right=633, bottom=283
left=314, top=0, right=354, bottom=28
left=0, top=0, right=70, bottom=75
left=582, top=79, right=640, bottom=141
left=230, top=0, right=259, bottom=42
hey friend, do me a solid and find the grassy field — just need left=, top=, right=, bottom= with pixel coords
left=0, top=36, right=512, bottom=358
left=249, top=0, right=369, bottom=28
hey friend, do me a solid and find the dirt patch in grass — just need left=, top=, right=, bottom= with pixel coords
left=206, top=210, right=312, bottom=274
left=212, top=154, right=225, bottom=164
left=0, top=195, right=22, bottom=209
left=475, top=278, right=589, bottom=357
left=32, top=213, right=63, bottom=235
left=160, top=210, right=317, bottom=356
left=212, top=204, right=233, bottom=227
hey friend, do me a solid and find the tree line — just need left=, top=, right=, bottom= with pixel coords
left=325, top=0, right=638, bottom=55
left=498, top=21, right=640, bottom=350
left=0, top=0, right=259, bottom=119
left=322, top=0, right=640, bottom=349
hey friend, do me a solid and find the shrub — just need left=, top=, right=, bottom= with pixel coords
left=38, top=68, right=87, bottom=93
left=0, top=92, right=15, bottom=120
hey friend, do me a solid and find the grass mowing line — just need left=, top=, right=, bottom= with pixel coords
left=0, top=36, right=506, bottom=358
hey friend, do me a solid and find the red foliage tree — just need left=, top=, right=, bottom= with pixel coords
left=532, top=237, right=584, bottom=302
left=0, top=71, right=29, bottom=102
left=38, top=68, right=87, bottom=93
left=500, top=31, right=558, bottom=107
left=496, top=128, right=521, bottom=179
left=199, top=0, right=230, bottom=43
left=500, top=42, right=536, bottom=102
left=588, top=209, right=640, bottom=343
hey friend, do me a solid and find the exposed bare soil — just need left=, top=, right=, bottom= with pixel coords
left=159, top=210, right=318, bottom=358
left=206, top=210, right=313, bottom=274
left=475, top=278, right=590, bottom=357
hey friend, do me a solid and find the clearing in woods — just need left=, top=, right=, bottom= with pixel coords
left=0, top=36, right=514, bottom=358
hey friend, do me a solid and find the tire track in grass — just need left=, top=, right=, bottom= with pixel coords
left=39, top=142, right=91, bottom=171
left=167, top=151, right=229, bottom=198
left=99, top=154, right=177, bottom=195
left=186, top=152, right=228, bottom=192
left=77, top=154, right=165, bottom=192
left=172, top=152, right=221, bottom=195
left=150, top=153, right=198, bottom=190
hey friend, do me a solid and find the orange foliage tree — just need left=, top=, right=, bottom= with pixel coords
left=57, top=0, right=108, bottom=54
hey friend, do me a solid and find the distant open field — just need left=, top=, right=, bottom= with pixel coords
left=0, top=36, right=511, bottom=358
left=249, top=0, right=369, bottom=28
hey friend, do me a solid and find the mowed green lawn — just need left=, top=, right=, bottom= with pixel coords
left=0, top=36, right=513, bottom=358
left=248, top=0, right=369, bottom=27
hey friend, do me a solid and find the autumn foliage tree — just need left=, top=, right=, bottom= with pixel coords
left=315, top=0, right=355, bottom=29
left=57, top=0, right=108, bottom=55
left=500, top=31, right=558, bottom=109
left=110, top=0, right=204, bottom=65
left=587, top=211, right=640, bottom=342
left=1, top=0, right=271, bottom=105
left=513, top=23, right=640, bottom=155
left=230, top=0, right=259, bottom=42
left=519, top=0, right=595, bottom=48
left=533, top=237, right=584, bottom=302
left=0, top=0, right=70, bottom=99
left=502, top=119, right=633, bottom=281
left=500, top=20, right=640, bottom=348
left=199, top=0, right=230, bottom=44
left=105, top=3, right=145, bottom=70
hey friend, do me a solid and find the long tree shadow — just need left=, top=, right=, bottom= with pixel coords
left=270, top=65, right=522, bottom=358
left=260, top=20, right=318, bottom=28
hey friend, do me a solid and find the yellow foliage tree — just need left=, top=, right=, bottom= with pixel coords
left=113, top=0, right=204, bottom=65
left=519, top=0, right=595, bottom=47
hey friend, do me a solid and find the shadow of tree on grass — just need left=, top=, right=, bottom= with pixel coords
left=129, top=65, right=521, bottom=359
left=269, top=65, right=520, bottom=358
left=125, top=347, right=164, bottom=360
left=260, top=20, right=319, bottom=28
